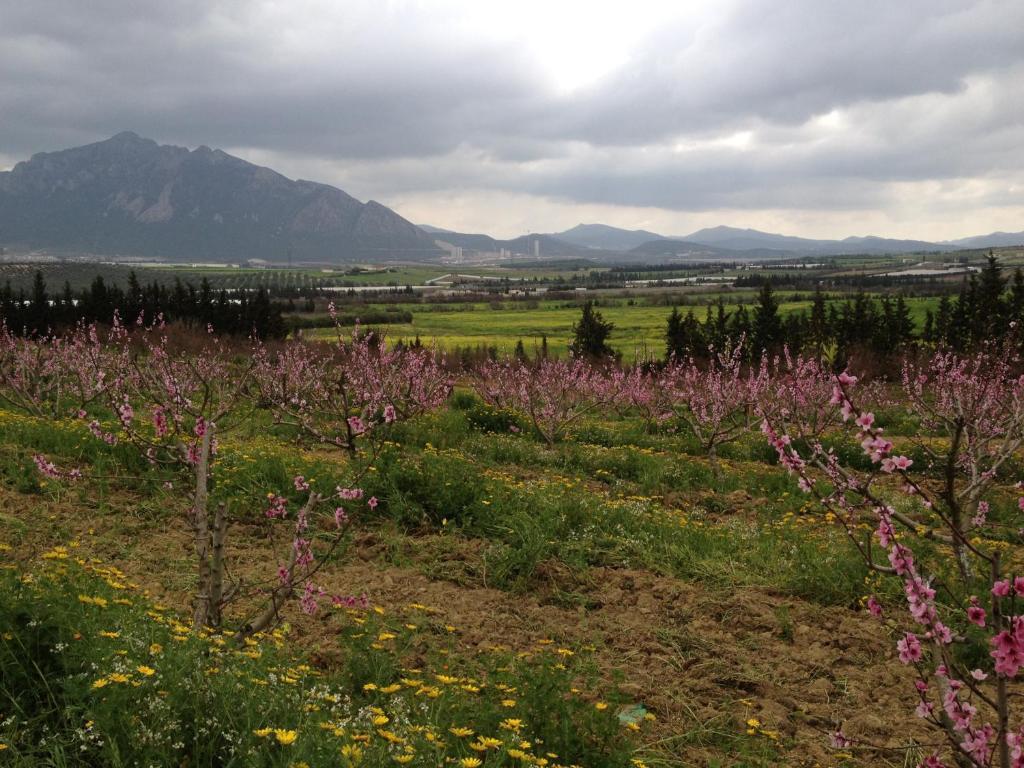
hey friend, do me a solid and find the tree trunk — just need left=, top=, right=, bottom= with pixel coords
left=190, top=426, right=214, bottom=631
left=208, top=501, right=228, bottom=628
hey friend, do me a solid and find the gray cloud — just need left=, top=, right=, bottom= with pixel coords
left=1, top=0, right=1022, bottom=234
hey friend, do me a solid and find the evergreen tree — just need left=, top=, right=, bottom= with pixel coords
left=1010, top=268, right=1024, bottom=329
left=665, top=307, right=687, bottom=361
left=30, top=271, right=49, bottom=332
left=570, top=301, right=615, bottom=359
left=730, top=304, right=751, bottom=345
left=751, top=281, right=782, bottom=354
left=975, top=255, right=1006, bottom=340
left=935, top=295, right=953, bottom=346
left=713, top=297, right=730, bottom=348
left=922, top=310, right=935, bottom=344
left=807, top=287, right=830, bottom=360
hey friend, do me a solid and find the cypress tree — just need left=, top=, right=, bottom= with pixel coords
left=570, top=301, right=615, bottom=359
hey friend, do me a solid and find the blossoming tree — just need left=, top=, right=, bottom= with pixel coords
left=759, top=344, right=1024, bottom=767
left=666, top=339, right=767, bottom=477
left=474, top=356, right=626, bottom=446
left=253, top=323, right=451, bottom=456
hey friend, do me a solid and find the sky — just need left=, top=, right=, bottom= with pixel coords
left=1, top=0, right=1022, bottom=240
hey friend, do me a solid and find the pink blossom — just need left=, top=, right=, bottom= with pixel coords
left=993, top=580, right=1012, bottom=597
left=152, top=406, right=168, bottom=438
left=855, top=411, right=875, bottom=430
left=866, top=596, right=883, bottom=617
left=828, top=730, right=851, bottom=748
left=367, top=496, right=378, bottom=510
left=967, top=598, right=987, bottom=627
left=897, top=632, right=922, bottom=664
left=992, top=617, right=1024, bottom=677
left=265, top=495, right=288, bottom=519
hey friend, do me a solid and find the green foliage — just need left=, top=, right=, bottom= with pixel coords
left=0, top=556, right=637, bottom=767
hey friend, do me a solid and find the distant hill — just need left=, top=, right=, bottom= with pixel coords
left=0, top=132, right=441, bottom=263
left=429, top=229, right=594, bottom=258
left=628, top=239, right=742, bottom=260
left=552, top=223, right=665, bottom=251
left=947, top=231, right=1024, bottom=249
left=680, top=225, right=959, bottom=255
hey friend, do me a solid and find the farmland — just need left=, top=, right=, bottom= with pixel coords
left=303, top=294, right=944, bottom=358
left=2, top=319, right=1023, bottom=767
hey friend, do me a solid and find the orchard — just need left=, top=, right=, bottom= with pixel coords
left=2, top=316, right=1023, bottom=768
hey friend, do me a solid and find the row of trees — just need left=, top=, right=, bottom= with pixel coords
left=1, top=271, right=287, bottom=338
left=7, top=309, right=1024, bottom=764
left=1, top=316, right=450, bottom=636
left=475, top=340, right=1024, bottom=767
left=661, top=257, right=1024, bottom=366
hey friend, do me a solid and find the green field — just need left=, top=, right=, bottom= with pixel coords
left=306, top=295, right=942, bottom=358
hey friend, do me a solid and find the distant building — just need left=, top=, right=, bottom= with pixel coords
left=533, top=239, right=540, bottom=258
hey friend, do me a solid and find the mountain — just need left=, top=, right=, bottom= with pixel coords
left=429, top=229, right=595, bottom=258
left=0, top=132, right=441, bottom=263
left=947, top=231, right=1024, bottom=249
left=680, top=225, right=958, bottom=255
left=628, top=239, right=741, bottom=260
left=552, top=223, right=665, bottom=251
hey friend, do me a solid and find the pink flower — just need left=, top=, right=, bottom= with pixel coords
left=265, top=495, right=288, bottom=519
left=855, top=411, right=875, bottom=430
left=866, top=596, right=883, bottom=617
left=993, top=580, right=1012, bottom=597
left=293, top=475, right=310, bottom=491
left=152, top=406, right=168, bottom=438
left=897, top=632, right=922, bottom=664
left=967, top=598, right=986, bottom=627
left=829, top=730, right=851, bottom=748
left=334, top=507, right=348, bottom=527
left=992, top=617, right=1024, bottom=677
left=383, top=404, right=397, bottom=423
left=1014, top=576, right=1024, bottom=596
left=367, top=496, right=378, bottom=510
left=972, top=500, right=989, bottom=527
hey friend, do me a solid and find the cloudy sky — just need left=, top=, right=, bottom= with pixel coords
left=1, top=0, right=1022, bottom=239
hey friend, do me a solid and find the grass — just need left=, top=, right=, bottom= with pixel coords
left=0, top=387, right=957, bottom=766
left=0, top=553, right=640, bottom=767
left=303, top=296, right=945, bottom=358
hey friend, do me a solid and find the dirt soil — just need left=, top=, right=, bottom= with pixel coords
left=2, top=486, right=927, bottom=767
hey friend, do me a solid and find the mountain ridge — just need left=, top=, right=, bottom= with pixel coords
left=0, top=132, right=440, bottom=263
